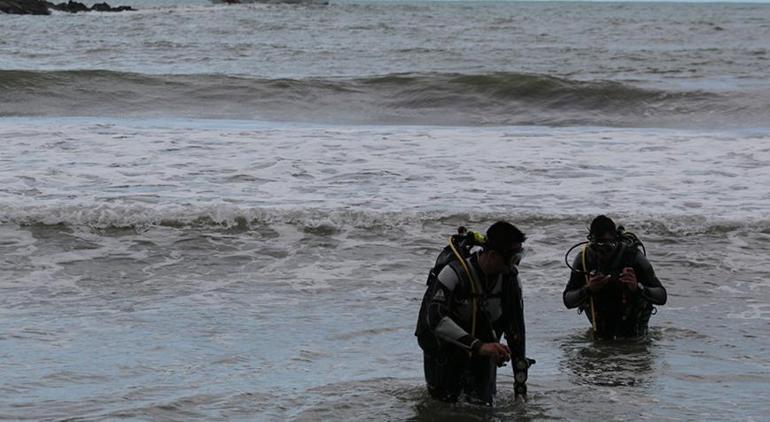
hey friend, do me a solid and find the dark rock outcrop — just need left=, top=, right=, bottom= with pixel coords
left=50, top=1, right=90, bottom=12
left=0, top=0, right=134, bottom=14
left=90, top=2, right=133, bottom=12
left=0, top=0, right=51, bottom=14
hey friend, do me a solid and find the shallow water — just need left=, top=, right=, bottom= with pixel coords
left=1, top=118, right=769, bottom=419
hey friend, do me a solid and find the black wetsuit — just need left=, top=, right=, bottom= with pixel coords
left=563, top=246, right=667, bottom=339
left=415, top=253, right=527, bottom=405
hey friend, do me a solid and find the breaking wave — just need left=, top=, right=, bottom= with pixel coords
left=2, top=203, right=768, bottom=236
left=1, top=69, right=763, bottom=128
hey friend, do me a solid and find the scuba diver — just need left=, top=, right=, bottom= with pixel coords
left=563, top=215, right=667, bottom=339
left=415, top=221, right=534, bottom=405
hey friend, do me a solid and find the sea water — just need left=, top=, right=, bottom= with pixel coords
left=1, top=2, right=769, bottom=420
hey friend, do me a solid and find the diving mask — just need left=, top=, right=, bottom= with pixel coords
left=500, top=247, right=526, bottom=267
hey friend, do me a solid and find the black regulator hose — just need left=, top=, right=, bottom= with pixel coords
left=564, top=241, right=589, bottom=273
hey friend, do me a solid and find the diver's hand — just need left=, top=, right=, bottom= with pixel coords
left=587, top=273, right=610, bottom=292
left=478, top=343, right=511, bottom=365
left=620, top=267, right=637, bottom=291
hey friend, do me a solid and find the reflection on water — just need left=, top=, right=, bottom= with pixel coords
left=559, top=329, right=658, bottom=388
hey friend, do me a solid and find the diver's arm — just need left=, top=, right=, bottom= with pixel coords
left=635, top=253, right=667, bottom=305
left=504, top=276, right=526, bottom=362
left=563, top=253, right=589, bottom=309
left=425, top=265, right=480, bottom=352
left=504, top=275, right=532, bottom=398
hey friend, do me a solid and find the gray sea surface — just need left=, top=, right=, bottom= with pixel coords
left=1, top=1, right=770, bottom=420
left=2, top=2, right=770, bottom=127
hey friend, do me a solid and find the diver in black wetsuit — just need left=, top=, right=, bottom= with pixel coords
left=415, top=221, right=533, bottom=405
left=563, top=215, right=667, bottom=339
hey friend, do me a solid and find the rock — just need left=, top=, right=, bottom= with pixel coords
left=1, top=0, right=134, bottom=14
left=91, top=2, right=134, bottom=12
left=51, top=1, right=90, bottom=13
left=91, top=1, right=111, bottom=10
left=0, top=0, right=51, bottom=14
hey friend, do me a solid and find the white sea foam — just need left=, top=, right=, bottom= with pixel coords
left=2, top=119, right=769, bottom=224
left=727, top=303, right=770, bottom=321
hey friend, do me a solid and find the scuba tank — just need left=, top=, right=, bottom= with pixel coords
left=415, top=227, right=486, bottom=352
left=429, top=226, right=486, bottom=278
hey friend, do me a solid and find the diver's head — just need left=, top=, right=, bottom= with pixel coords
left=481, top=221, right=526, bottom=275
left=588, top=215, right=619, bottom=258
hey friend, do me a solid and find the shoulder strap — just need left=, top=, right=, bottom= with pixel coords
left=447, top=237, right=480, bottom=338
left=582, top=245, right=598, bottom=333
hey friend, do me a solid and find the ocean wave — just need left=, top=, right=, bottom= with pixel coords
left=2, top=203, right=768, bottom=236
left=0, top=69, right=762, bottom=128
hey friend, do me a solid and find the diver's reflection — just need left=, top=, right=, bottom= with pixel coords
left=559, top=329, right=658, bottom=387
